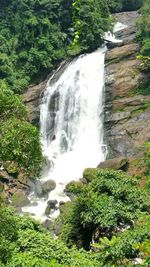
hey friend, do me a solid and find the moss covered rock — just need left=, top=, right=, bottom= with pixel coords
left=11, top=190, right=30, bottom=207
left=83, top=168, right=98, bottom=182
left=65, top=180, right=84, bottom=196
left=41, top=180, right=56, bottom=194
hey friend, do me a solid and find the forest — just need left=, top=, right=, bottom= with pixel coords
left=0, top=0, right=150, bottom=266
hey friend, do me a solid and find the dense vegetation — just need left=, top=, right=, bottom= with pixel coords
left=0, top=168, right=150, bottom=266
left=107, top=0, right=143, bottom=13
left=1, top=0, right=150, bottom=267
left=136, top=0, right=150, bottom=72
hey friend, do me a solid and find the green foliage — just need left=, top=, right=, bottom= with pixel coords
left=70, top=0, right=112, bottom=53
left=136, top=0, right=150, bottom=71
left=136, top=79, right=150, bottom=95
left=94, top=214, right=150, bottom=266
left=0, top=118, right=43, bottom=177
left=60, top=169, right=150, bottom=249
left=0, top=81, right=27, bottom=121
left=107, top=0, right=143, bottom=12
left=143, top=142, right=150, bottom=175
left=0, top=0, right=68, bottom=93
left=65, top=181, right=85, bottom=196
left=0, top=203, right=100, bottom=267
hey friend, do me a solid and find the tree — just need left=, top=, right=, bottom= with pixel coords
left=0, top=118, right=43, bottom=177
left=60, top=169, right=150, bottom=249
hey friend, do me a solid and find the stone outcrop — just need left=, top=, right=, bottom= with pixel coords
left=22, top=81, right=46, bottom=126
left=97, top=157, right=129, bottom=171
left=105, top=11, right=150, bottom=158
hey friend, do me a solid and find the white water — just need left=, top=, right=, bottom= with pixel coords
left=104, top=22, right=127, bottom=43
left=22, top=22, right=126, bottom=221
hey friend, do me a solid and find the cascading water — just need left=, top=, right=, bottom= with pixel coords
left=41, top=47, right=107, bottom=180
left=22, top=22, right=127, bottom=220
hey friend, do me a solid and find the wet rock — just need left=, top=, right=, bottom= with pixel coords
left=45, top=200, right=58, bottom=215
left=97, top=158, right=129, bottom=171
left=35, top=180, right=43, bottom=197
left=42, top=180, right=56, bottom=194
left=11, top=190, right=30, bottom=207
left=22, top=81, right=46, bottom=127
left=114, top=11, right=139, bottom=44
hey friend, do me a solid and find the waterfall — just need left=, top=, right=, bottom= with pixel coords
left=41, top=47, right=107, bottom=182
left=22, top=23, right=126, bottom=220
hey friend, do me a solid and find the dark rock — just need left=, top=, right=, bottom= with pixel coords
left=97, top=158, right=129, bottom=171
left=107, top=41, right=123, bottom=49
left=45, top=199, right=58, bottom=215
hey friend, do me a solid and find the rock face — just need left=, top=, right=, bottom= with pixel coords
left=22, top=81, right=46, bottom=127
left=105, top=11, right=150, bottom=158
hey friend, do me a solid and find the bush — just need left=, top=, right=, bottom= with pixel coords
left=60, top=169, right=150, bottom=249
left=0, top=81, right=27, bottom=121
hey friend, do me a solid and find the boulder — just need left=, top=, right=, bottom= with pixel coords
left=97, top=158, right=129, bottom=171
left=11, top=190, right=30, bottom=207
left=45, top=200, right=58, bottom=215
left=42, top=180, right=56, bottom=194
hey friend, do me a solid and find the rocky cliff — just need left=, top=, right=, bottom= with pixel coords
left=105, top=11, right=150, bottom=160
